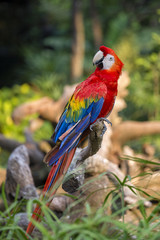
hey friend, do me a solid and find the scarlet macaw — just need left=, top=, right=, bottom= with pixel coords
left=26, top=46, right=124, bottom=235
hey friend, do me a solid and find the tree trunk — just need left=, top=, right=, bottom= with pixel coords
left=90, top=0, right=103, bottom=48
left=71, top=0, right=85, bottom=82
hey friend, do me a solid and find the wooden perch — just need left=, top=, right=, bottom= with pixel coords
left=62, top=119, right=106, bottom=193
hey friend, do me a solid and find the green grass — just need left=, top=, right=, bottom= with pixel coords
left=1, top=157, right=160, bottom=240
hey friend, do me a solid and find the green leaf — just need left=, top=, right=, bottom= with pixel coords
left=1, top=182, right=8, bottom=210
left=122, top=155, right=160, bottom=166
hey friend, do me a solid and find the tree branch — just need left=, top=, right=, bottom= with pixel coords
left=12, top=85, right=76, bottom=124
left=111, top=121, right=160, bottom=154
left=62, top=120, right=106, bottom=193
left=0, top=133, right=44, bottom=166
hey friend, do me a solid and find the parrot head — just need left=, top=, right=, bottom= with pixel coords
left=93, top=46, right=124, bottom=74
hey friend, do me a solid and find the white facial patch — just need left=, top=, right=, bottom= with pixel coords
left=103, top=54, right=115, bottom=70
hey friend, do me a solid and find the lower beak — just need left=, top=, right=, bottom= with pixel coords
left=94, top=57, right=104, bottom=69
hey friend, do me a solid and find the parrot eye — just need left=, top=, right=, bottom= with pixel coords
left=102, top=54, right=115, bottom=70
left=107, top=54, right=114, bottom=62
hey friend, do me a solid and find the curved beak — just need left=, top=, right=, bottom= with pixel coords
left=93, top=50, right=104, bottom=68
left=93, top=50, right=104, bottom=66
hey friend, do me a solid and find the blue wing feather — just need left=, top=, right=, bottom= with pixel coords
left=48, top=114, right=91, bottom=166
left=52, top=109, right=68, bottom=143
left=50, top=97, right=104, bottom=166
left=48, top=97, right=104, bottom=166
left=90, top=98, right=104, bottom=122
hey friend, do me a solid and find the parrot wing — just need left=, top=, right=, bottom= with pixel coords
left=52, top=79, right=106, bottom=143
left=45, top=80, right=106, bottom=167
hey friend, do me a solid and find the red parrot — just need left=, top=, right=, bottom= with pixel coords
left=26, top=46, right=124, bottom=235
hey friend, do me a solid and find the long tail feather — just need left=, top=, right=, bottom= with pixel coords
left=26, top=114, right=91, bottom=236
left=26, top=147, right=76, bottom=236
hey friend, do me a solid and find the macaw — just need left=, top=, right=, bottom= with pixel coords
left=26, top=45, right=124, bottom=235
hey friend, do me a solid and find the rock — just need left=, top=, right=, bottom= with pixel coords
left=5, top=145, right=38, bottom=202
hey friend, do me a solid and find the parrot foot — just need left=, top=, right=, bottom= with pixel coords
left=101, top=124, right=107, bottom=136
left=90, top=117, right=112, bottom=134
left=97, top=117, right=112, bottom=126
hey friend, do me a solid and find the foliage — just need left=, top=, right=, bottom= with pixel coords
left=0, top=183, right=28, bottom=240
left=1, top=160, right=160, bottom=240
left=0, top=84, right=41, bottom=141
left=122, top=32, right=160, bottom=122
left=117, top=28, right=160, bottom=151
left=0, top=83, right=55, bottom=166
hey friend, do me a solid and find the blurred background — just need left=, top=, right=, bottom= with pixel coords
left=0, top=0, right=160, bottom=165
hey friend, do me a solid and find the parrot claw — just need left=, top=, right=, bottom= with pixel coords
left=98, top=117, right=112, bottom=126
left=90, top=117, right=112, bottom=132
left=101, top=124, right=107, bottom=136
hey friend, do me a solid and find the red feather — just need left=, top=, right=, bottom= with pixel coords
left=26, top=148, right=76, bottom=236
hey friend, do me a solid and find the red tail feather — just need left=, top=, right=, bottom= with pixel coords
left=26, top=147, right=76, bottom=236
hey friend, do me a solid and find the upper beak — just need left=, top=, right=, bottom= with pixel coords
left=93, top=57, right=104, bottom=66
left=93, top=50, right=104, bottom=66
